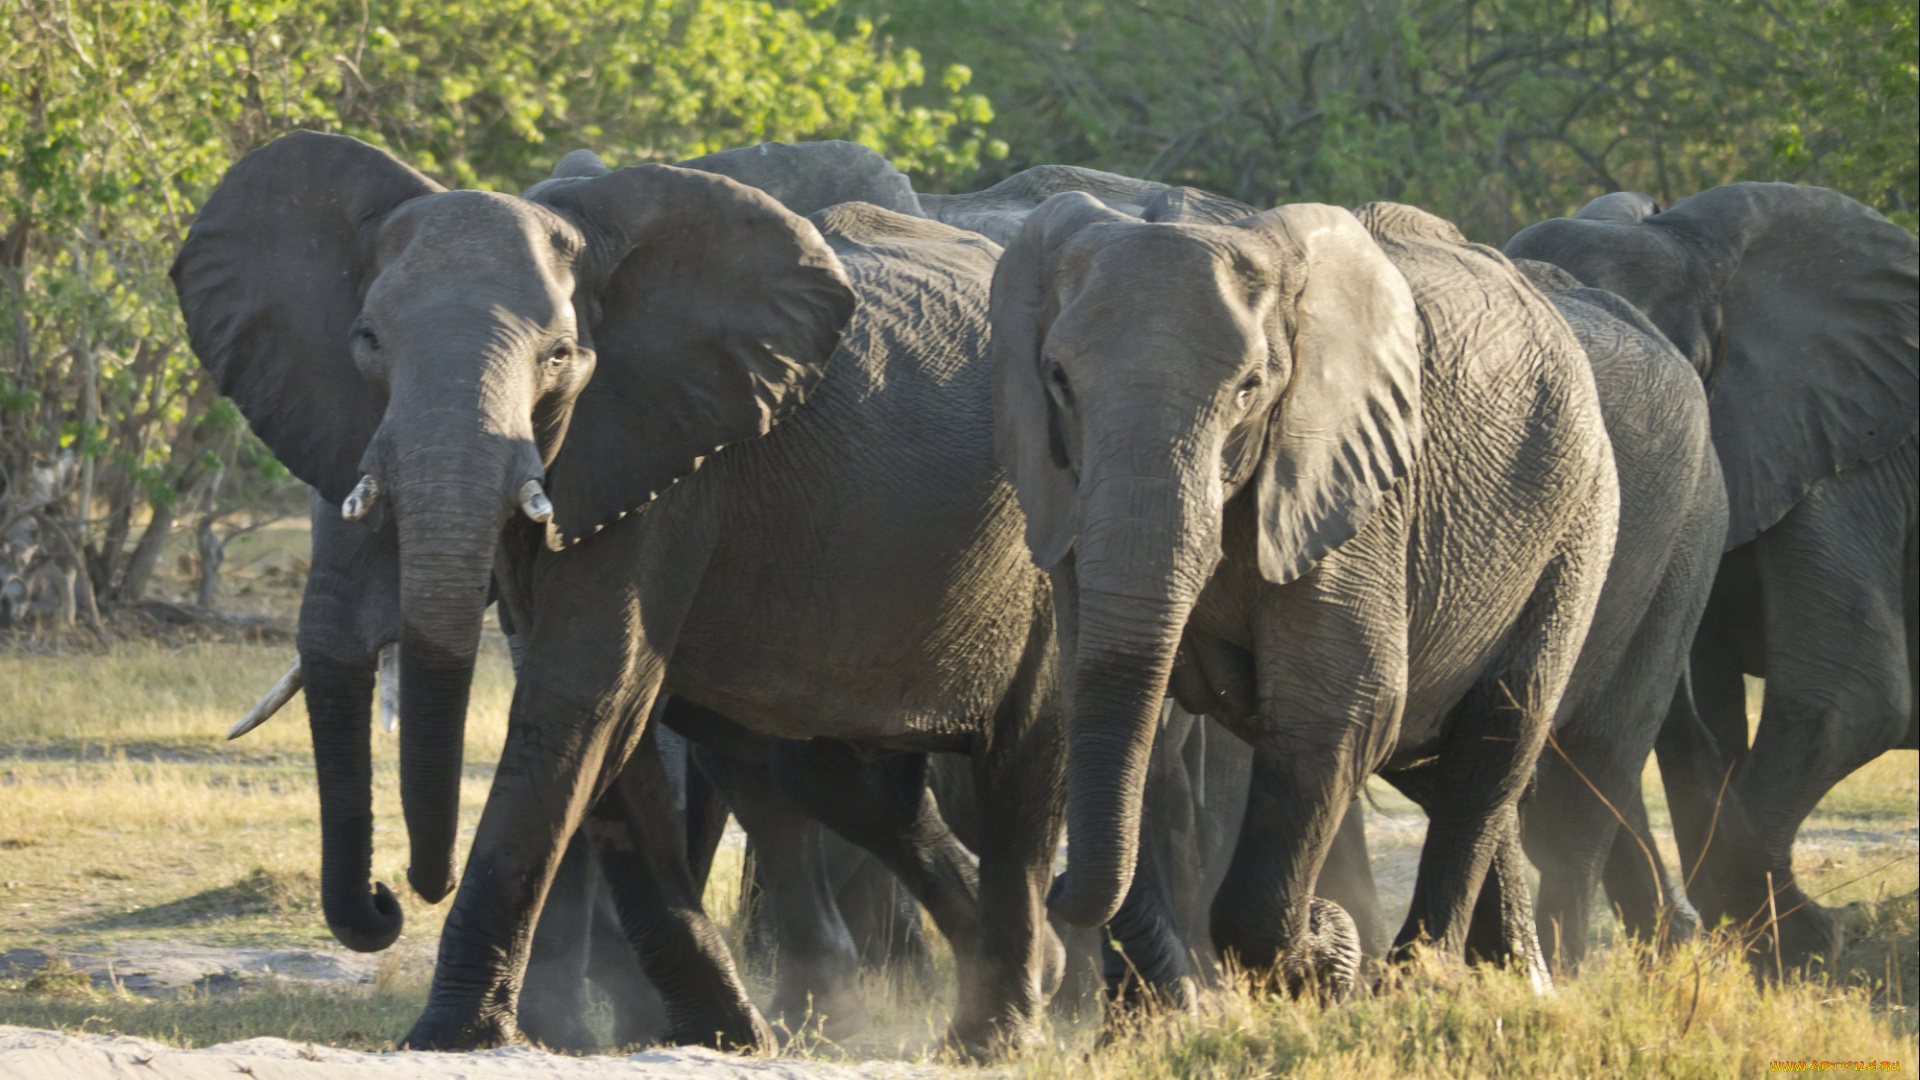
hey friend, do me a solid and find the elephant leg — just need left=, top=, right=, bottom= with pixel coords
left=517, top=831, right=601, bottom=1052
left=1657, top=624, right=1756, bottom=929
left=1317, top=799, right=1388, bottom=961
left=1601, top=786, right=1699, bottom=949
left=953, top=631, right=1066, bottom=1057
left=1726, top=454, right=1916, bottom=970
left=683, top=752, right=731, bottom=893
left=1102, top=838, right=1198, bottom=1013
left=1394, top=543, right=1596, bottom=974
left=690, top=741, right=867, bottom=1040
left=1394, top=689, right=1542, bottom=968
left=590, top=724, right=771, bottom=1050
left=1462, top=806, right=1551, bottom=991
left=584, top=868, right=667, bottom=1050
left=824, top=839, right=936, bottom=993
left=406, top=535, right=768, bottom=1052
left=1525, top=736, right=1638, bottom=968
left=770, top=742, right=985, bottom=988
left=1210, top=739, right=1363, bottom=999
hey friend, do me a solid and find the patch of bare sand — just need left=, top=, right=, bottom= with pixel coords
left=0, top=1026, right=939, bottom=1080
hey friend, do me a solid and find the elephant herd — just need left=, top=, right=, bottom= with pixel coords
left=171, top=133, right=1917, bottom=1057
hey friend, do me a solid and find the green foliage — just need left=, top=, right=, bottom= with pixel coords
left=856, top=0, right=1918, bottom=238
left=0, top=0, right=990, bottom=616
left=1760, top=0, right=1918, bottom=230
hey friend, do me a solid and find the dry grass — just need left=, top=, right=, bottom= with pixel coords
left=1015, top=934, right=1915, bottom=1079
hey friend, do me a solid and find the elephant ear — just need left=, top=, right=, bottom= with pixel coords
left=531, top=164, right=855, bottom=548
left=1661, top=183, right=1920, bottom=546
left=1234, top=204, right=1422, bottom=584
left=674, top=140, right=924, bottom=218
left=170, top=131, right=442, bottom=503
left=990, top=191, right=1135, bottom=568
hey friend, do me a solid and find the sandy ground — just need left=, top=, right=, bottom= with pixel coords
left=0, top=1027, right=937, bottom=1080
left=0, top=944, right=373, bottom=997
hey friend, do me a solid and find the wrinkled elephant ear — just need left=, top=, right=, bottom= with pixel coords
left=990, top=191, right=1134, bottom=568
left=1234, top=204, right=1422, bottom=584
left=170, top=132, right=442, bottom=503
left=530, top=165, right=856, bottom=548
left=1663, top=183, right=1919, bottom=546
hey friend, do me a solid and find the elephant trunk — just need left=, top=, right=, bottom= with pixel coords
left=1051, top=470, right=1215, bottom=928
left=390, top=447, right=517, bottom=903
left=305, top=655, right=404, bottom=951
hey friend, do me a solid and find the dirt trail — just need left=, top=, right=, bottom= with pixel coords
left=0, top=1027, right=937, bottom=1080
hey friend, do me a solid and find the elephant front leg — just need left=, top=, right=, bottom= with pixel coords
left=1462, top=805, right=1551, bottom=992
left=594, top=727, right=772, bottom=1051
left=691, top=743, right=867, bottom=1041
left=516, top=831, right=602, bottom=1051
left=1391, top=687, right=1551, bottom=971
left=956, top=681, right=1066, bottom=1058
left=1209, top=739, right=1363, bottom=1000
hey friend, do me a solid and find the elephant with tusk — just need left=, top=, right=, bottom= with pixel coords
left=178, top=132, right=1069, bottom=1056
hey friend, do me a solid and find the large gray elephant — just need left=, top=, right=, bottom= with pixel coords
left=1505, top=184, right=1919, bottom=968
left=1102, top=252, right=1723, bottom=990
left=990, top=190, right=1620, bottom=995
left=173, top=132, right=1063, bottom=1055
left=215, top=141, right=971, bottom=1050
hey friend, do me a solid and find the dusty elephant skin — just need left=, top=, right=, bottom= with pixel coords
left=990, top=190, right=1620, bottom=997
left=1506, top=184, right=1920, bottom=970
left=173, top=133, right=1064, bottom=1058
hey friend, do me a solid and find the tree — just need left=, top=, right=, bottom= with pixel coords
left=855, top=0, right=1917, bottom=237
left=1, top=0, right=995, bottom=627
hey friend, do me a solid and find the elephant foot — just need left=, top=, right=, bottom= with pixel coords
left=518, top=1009, right=599, bottom=1054
left=1759, top=899, right=1839, bottom=977
left=1096, top=974, right=1196, bottom=1047
left=664, top=1004, right=776, bottom=1054
left=401, top=1003, right=520, bottom=1051
left=1656, top=895, right=1703, bottom=949
left=941, top=1013, right=1044, bottom=1064
left=1274, top=899, right=1362, bottom=1002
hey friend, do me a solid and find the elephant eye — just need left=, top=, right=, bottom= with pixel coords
left=545, top=340, right=575, bottom=366
left=354, top=326, right=380, bottom=351
left=1235, top=376, right=1262, bottom=407
left=1047, top=362, right=1074, bottom=405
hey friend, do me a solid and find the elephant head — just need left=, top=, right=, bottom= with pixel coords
left=1504, top=183, right=1918, bottom=548
left=992, top=193, right=1420, bottom=926
left=172, top=131, right=853, bottom=950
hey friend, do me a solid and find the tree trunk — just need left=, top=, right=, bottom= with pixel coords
left=116, top=496, right=175, bottom=605
left=195, top=514, right=223, bottom=609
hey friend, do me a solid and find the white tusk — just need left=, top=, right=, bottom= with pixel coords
left=378, top=642, right=400, bottom=733
left=341, top=475, right=380, bottom=521
left=229, top=655, right=304, bottom=739
left=518, top=479, right=554, bottom=523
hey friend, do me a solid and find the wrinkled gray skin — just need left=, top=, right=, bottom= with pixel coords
left=991, top=187, right=1619, bottom=997
left=174, top=133, right=1063, bottom=1056
left=1506, top=185, right=1919, bottom=969
left=1506, top=259, right=1724, bottom=966
left=1103, top=255, right=1723, bottom=996
left=245, top=143, right=963, bottom=1051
